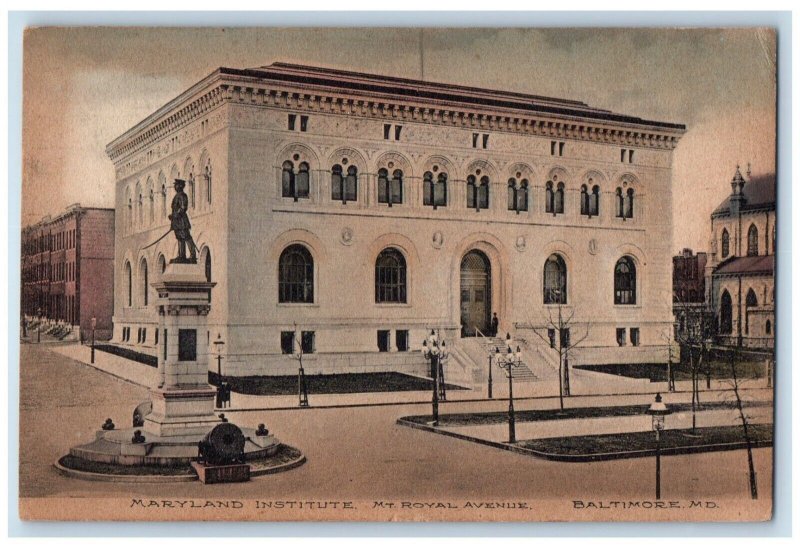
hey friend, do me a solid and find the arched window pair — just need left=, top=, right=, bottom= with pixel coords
left=747, top=224, right=759, bottom=256
left=616, top=188, right=635, bottom=219
left=580, top=184, right=600, bottom=217
left=378, top=169, right=403, bottom=206
left=545, top=181, right=564, bottom=214
left=282, top=160, right=310, bottom=200
left=423, top=171, right=448, bottom=208
left=507, top=178, right=529, bottom=213
left=720, top=290, right=733, bottom=335
left=277, top=244, right=408, bottom=305
left=466, top=175, right=490, bottom=210
left=331, top=165, right=358, bottom=203
left=614, top=256, right=637, bottom=305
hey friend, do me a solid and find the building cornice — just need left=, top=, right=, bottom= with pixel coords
left=106, top=67, right=687, bottom=166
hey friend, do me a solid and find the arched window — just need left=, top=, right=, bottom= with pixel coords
left=375, top=247, right=407, bottom=303
left=204, top=248, right=212, bottom=303
left=159, top=172, right=167, bottom=218
left=507, top=178, right=528, bottom=213
left=543, top=254, right=567, bottom=304
left=467, top=175, right=478, bottom=209
left=278, top=244, right=314, bottom=303
left=745, top=288, right=758, bottom=334
left=332, top=164, right=358, bottom=203
left=590, top=185, right=600, bottom=216
left=125, top=188, right=132, bottom=229
left=614, top=256, right=637, bottom=305
left=296, top=162, right=310, bottom=198
left=124, top=261, right=132, bottom=307
left=282, top=160, right=295, bottom=198
left=721, top=229, right=730, bottom=258
left=747, top=224, right=759, bottom=256
left=580, top=185, right=589, bottom=215
left=148, top=187, right=154, bottom=223
left=157, top=254, right=166, bottom=275
left=204, top=160, right=212, bottom=204
left=615, top=188, right=624, bottom=218
left=554, top=183, right=565, bottom=214
left=766, top=319, right=772, bottom=335
left=139, top=259, right=149, bottom=307
left=137, top=185, right=144, bottom=226
left=545, top=182, right=554, bottom=213
left=720, top=290, right=733, bottom=334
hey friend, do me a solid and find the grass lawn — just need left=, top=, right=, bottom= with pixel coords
left=575, top=360, right=766, bottom=382
left=94, top=344, right=157, bottom=368
left=209, top=371, right=467, bottom=396
left=517, top=423, right=772, bottom=458
left=402, top=400, right=772, bottom=427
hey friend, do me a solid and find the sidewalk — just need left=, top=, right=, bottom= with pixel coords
left=51, top=342, right=159, bottom=388
left=48, top=341, right=774, bottom=411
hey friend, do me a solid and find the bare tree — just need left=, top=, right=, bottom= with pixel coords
left=528, top=303, right=590, bottom=410
left=723, top=346, right=759, bottom=499
left=673, top=294, right=711, bottom=434
left=291, top=322, right=310, bottom=407
left=659, top=328, right=677, bottom=392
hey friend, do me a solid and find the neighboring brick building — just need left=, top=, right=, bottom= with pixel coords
left=21, top=204, right=115, bottom=340
left=107, top=62, right=685, bottom=377
left=672, top=248, right=709, bottom=343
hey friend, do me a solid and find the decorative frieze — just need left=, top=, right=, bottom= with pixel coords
left=107, top=72, right=684, bottom=171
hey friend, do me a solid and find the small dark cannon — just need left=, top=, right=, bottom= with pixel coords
left=197, top=422, right=246, bottom=466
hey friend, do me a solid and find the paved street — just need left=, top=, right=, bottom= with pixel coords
left=19, top=343, right=773, bottom=520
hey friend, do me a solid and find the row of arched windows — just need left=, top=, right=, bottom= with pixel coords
left=277, top=244, right=638, bottom=306
left=282, top=159, right=637, bottom=218
left=126, top=156, right=213, bottom=234
left=719, top=287, right=770, bottom=335
left=122, top=251, right=210, bottom=308
left=720, top=223, right=765, bottom=259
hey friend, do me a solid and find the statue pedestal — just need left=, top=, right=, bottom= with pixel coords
left=144, top=262, right=219, bottom=438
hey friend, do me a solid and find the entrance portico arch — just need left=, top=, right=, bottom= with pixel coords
left=460, top=250, right=491, bottom=336
left=450, top=233, right=509, bottom=338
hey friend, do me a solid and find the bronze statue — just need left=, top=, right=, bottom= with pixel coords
left=169, top=179, right=197, bottom=263
left=141, top=178, right=199, bottom=263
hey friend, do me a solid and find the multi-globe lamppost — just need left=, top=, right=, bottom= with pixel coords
left=495, top=334, right=523, bottom=444
left=647, top=393, right=672, bottom=500
left=422, top=330, right=448, bottom=426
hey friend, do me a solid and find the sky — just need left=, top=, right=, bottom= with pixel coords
left=21, top=27, right=776, bottom=253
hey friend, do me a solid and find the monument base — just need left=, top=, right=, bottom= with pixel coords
left=144, top=385, right=220, bottom=438
left=191, top=462, right=251, bottom=484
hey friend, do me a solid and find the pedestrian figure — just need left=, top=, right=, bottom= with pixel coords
left=491, top=312, right=499, bottom=337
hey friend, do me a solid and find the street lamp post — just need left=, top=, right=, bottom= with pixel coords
left=90, top=317, right=96, bottom=364
left=495, top=334, right=523, bottom=444
left=487, top=351, right=494, bottom=399
left=213, top=334, right=225, bottom=382
left=37, top=307, right=42, bottom=343
left=422, top=329, right=446, bottom=426
left=647, top=393, right=672, bottom=500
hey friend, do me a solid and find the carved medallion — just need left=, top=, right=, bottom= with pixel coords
left=340, top=227, right=354, bottom=246
left=515, top=235, right=527, bottom=252
left=588, top=239, right=599, bottom=255
left=432, top=231, right=444, bottom=249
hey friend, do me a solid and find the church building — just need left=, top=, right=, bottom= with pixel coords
left=706, top=166, right=775, bottom=350
left=106, top=62, right=686, bottom=378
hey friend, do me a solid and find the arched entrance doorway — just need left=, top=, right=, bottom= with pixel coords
left=460, top=250, right=491, bottom=336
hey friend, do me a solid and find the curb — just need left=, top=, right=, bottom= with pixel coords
left=54, top=446, right=307, bottom=482
left=396, top=418, right=773, bottom=462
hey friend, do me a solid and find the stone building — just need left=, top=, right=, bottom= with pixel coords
left=673, top=248, right=708, bottom=342
left=106, top=62, right=685, bottom=377
left=21, top=204, right=116, bottom=340
left=706, top=166, right=775, bottom=350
